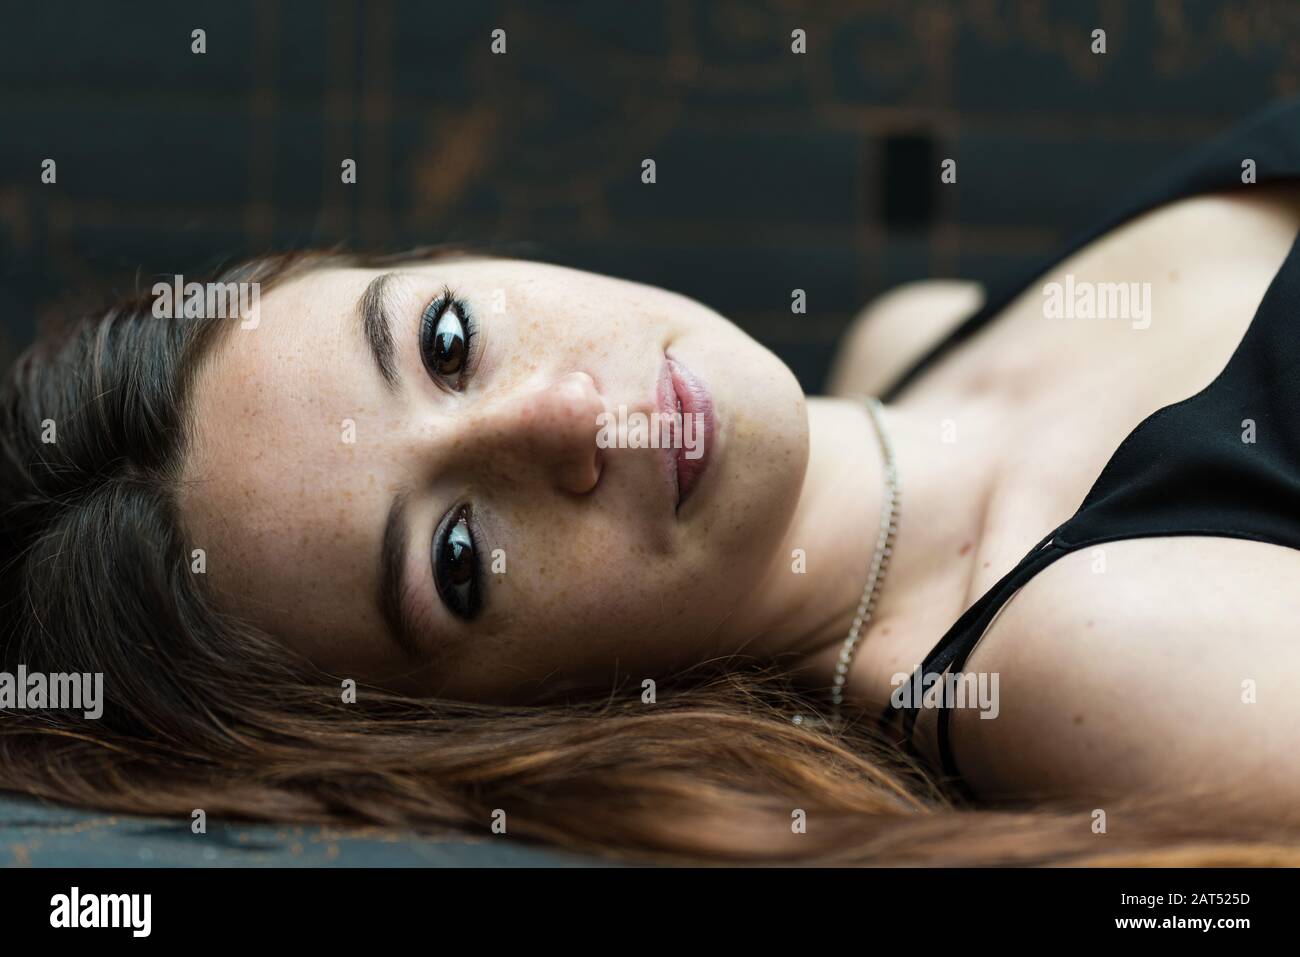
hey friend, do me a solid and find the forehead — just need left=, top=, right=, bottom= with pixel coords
left=176, top=266, right=394, bottom=656
left=183, top=265, right=380, bottom=509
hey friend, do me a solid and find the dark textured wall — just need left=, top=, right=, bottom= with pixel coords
left=1, top=0, right=1297, bottom=391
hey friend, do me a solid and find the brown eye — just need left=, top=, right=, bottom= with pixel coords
left=420, top=291, right=475, bottom=384
left=433, top=508, right=480, bottom=620
left=432, top=306, right=466, bottom=374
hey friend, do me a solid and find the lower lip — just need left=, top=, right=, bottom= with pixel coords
left=663, top=356, right=716, bottom=511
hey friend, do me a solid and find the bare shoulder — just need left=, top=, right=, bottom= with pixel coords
left=826, top=280, right=983, bottom=398
left=929, top=536, right=1300, bottom=814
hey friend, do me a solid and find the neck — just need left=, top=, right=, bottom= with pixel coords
left=718, top=395, right=993, bottom=702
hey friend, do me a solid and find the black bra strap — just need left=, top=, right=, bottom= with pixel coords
left=877, top=528, right=1064, bottom=788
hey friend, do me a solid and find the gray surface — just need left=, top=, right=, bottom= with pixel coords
left=0, top=793, right=609, bottom=867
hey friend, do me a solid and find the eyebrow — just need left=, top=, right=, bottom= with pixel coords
left=359, top=272, right=402, bottom=392
left=362, top=272, right=456, bottom=670
left=361, top=271, right=423, bottom=661
left=378, top=490, right=425, bottom=663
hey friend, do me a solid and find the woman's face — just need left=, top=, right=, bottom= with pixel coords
left=179, top=258, right=808, bottom=702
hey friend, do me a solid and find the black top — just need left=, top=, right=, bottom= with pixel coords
left=876, top=95, right=1300, bottom=795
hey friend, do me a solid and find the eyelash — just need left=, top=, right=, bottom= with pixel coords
left=419, top=286, right=478, bottom=389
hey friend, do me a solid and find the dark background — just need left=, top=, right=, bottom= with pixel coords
left=1, top=0, right=1297, bottom=391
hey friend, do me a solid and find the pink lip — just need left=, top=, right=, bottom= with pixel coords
left=657, top=355, right=716, bottom=512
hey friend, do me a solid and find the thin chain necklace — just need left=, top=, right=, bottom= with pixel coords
left=828, top=395, right=899, bottom=725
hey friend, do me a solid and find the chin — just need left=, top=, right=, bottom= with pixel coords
left=683, top=329, right=810, bottom=573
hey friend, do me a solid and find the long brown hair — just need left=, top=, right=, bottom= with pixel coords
left=2, top=249, right=1298, bottom=866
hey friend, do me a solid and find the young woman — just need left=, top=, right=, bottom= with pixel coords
left=4, top=98, right=1300, bottom=866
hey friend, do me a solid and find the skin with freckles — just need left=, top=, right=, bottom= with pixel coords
left=179, top=258, right=809, bottom=702
left=179, top=185, right=1300, bottom=816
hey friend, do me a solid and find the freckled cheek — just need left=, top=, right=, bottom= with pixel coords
left=506, top=531, right=680, bottom=639
left=509, top=328, right=588, bottom=374
left=505, top=308, right=650, bottom=375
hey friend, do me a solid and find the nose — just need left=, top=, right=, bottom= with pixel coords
left=477, top=370, right=605, bottom=495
